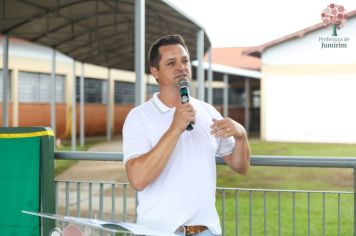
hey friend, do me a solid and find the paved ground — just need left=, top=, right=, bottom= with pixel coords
left=56, top=136, right=128, bottom=182
left=55, top=136, right=136, bottom=220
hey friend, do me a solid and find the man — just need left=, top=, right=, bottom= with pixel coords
left=123, top=35, right=250, bottom=236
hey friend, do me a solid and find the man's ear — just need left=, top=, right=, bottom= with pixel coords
left=150, top=67, right=159, bottom=82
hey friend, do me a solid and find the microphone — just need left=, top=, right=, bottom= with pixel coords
left=178, top=79, right=194, bottom=131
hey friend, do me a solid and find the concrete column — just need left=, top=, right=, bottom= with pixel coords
left=2, top=35, right=9, bottom=127
left=80, top=62, right=85, bottom=146
left=106, top=68, right=113, bottom=141
left=196, top=29, right=204, bottom=101
left=50, top=48, right=56, bottom=136
left=223, top=74, right=228, bottom=117
left=244, top=78, right=251, bottom=132
left=12, top=69, right=18, bottom=126
left=135, top=0, right=145, bottom=106
left=71, top=60, right=76, bottom=151
left=207, top=48, right=213, bottom=104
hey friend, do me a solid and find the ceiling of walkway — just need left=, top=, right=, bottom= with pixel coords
left=0, top=0, right=211, bottom=72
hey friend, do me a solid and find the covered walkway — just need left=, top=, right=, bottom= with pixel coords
left=1, top=0, right=211, bottom=149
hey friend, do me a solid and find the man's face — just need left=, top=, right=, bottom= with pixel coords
left=151, top=44, right=191, bottom=88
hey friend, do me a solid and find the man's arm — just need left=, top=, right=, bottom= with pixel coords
left=210, top=118, right=250, bottom=174
left=125, top=128, right=180, bottom=191
left=125, top=103, right=196, bottom=191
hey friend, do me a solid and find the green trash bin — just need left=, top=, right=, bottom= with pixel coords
left=0, top=127, right=55, bottom=236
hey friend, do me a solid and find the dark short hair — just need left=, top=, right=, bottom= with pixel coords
left=148, top=35, right=190, bottom=69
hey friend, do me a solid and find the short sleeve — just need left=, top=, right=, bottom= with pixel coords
left=216, top=136, right=235, bottom=158
left=123, top=109, right=152, bottom=165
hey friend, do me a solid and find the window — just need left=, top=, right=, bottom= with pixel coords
left=205, top=87, right=244, bottom=106
left=76, top=77, right=108, bottom=104
left=229, top=88, right=244, bottom=107
left=252, top=90, right=260, bottom=108
left=114, top=81, right=160, bottom=104
left=114, top=81, right=135, bottom=104
left=147, top=83, right=159, bottom=98
left=0, top=69, right=12, bottom=101
left=18, top=71, right=64, bottom=103
left=204, top=87, right=225, bottom=105
left=213, top=88, right=223, bottom=105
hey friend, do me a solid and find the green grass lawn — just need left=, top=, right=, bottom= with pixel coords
left=218, top=138, right=356, bottom=190
left=54, top=138, right=356, bottom=235
left=54, top=139, right=102, bottom=176
left=216, top=190, right=353, bottom=236
left=250, top=139, right=356, bottom=157
left=216, top=139, right=356, bottom=235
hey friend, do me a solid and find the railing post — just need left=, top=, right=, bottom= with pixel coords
left=354, top=167, right=356, bottom=236
left=54, top=153, right=356, bottom=234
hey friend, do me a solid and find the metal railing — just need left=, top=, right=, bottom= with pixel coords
left=216, top=187, right=353, bottom=236
left=55, top=152, right=356, bottom=236
left=55, top=180, right=137, bottom=221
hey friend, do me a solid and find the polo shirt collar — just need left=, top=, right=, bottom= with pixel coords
left=151, top=92, right=173, bottom=114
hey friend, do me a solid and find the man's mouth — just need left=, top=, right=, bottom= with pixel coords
left=175, top=74, right=187, bottom=79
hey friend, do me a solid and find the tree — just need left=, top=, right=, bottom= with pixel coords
left=321, top=4, right=347, bottom=36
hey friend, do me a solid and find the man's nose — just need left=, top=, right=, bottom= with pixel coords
left=176, top=61, right=185, bottom=70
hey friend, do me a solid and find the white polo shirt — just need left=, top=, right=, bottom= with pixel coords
left=123, top=92, right=235, bottom=235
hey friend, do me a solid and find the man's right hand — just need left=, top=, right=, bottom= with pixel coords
left=126, top=103, right=195, bottom=191
left=170, top=103, right=196, bottom=133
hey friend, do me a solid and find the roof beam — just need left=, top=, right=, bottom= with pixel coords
left=29, top=10, right=128, bottom=43
left=2, top=0, right=88, bottom=33
left=52, top=22, right=131, bottom=51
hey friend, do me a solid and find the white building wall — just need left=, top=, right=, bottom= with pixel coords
left=0, top=38, right=156, bottom=126
left=263, top=18, right=356, bottom=65
left=261, top=17, right=356, bottom=143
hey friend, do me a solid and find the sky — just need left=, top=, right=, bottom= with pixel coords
left=169, top=0, right=356, bottom=47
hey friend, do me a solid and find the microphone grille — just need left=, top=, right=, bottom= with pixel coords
left=178, top=79, right=189, bottom=88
